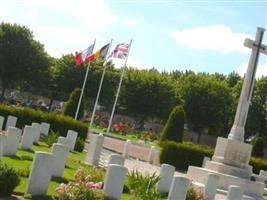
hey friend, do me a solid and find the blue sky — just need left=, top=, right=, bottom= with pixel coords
left=1, top=0, right=267, bottom=76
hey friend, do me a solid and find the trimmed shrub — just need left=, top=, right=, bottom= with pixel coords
left=159, top=141, right=267, bottom=173
left=160, top=105, right=185, bottom=143
left=249, top=157, right=267, bottom=173
left=0, top=162, right=20, bottom=197
left=160, top=141, right=213, bottom=171
left=63, top=88, right=84, bottom=120
left=0, top=104, right=88, bottom=140
left=74, top=137, right=85, bottom=152
left=252, top=137, right=265, bottom=158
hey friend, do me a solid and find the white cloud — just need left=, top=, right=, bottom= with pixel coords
left=236, top=62, right=267, bottom=78
left=123, top=18, right=142, bottom=26
left=169, top=25, right=252, bottom=54
left=34, top=26, right=100, bottom=57
left=24, top=0, right=118, bottom=30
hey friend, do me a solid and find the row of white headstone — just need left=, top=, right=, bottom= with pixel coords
left=84, top=134, right=267, bottom=200
left=88, top=155, right=246, bottom=200
left=26, top=130, right=79, bottom=195
left=0, top=115, right=50, bottom=157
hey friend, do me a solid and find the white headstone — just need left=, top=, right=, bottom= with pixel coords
left=157, top=164, right=175, bottom=193
left=108, top=154, right=125, bottom=166
left=27, top=152, right=55, bottom=195
left=103, top=164, right=127, bottom=200
left=32, top=123, right=41, bottom=143
left=148, top=146, right=157, bottom=164
left=57, top=136, right=72, bottom=151
left=85, top=134, right=104, bottom=166
left=0, top=115, right=4, bottom=131
left=204, top=173, right=220, bottom=200
left=226, top=185, right=243, bottom=200
left=40, top=122, right=50, bottom=136
left=123, top=140, right=131, bottom=158
left=168, top=176, right=190, bottom=200
left=0, top=134, right=6, bottom=158
left=66, top=130, right=78, bottom=151
left=51, top=143, right=69, bottom=177
left=5, top=115, right=17, bottom=130
left=20, top=126, right=36, bottom=150
left=4, top=127, right=22, bottom=156
left=202, top=156, right=211, bottom=167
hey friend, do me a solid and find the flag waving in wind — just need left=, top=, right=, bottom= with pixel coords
left=75, top=44, right=94, bottom=66
left=88, top=43, right=110, bottom=62
left=110, top=43, right=129, bottom=59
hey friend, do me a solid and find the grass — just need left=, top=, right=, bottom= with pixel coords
left=1, top=142, right=139, bottom=200
left=90, top=126, right=159, bottom=147
left=1, top=142, right=87, bottom=199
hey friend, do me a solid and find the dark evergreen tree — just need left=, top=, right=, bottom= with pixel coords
left=160, top=105, right=185, bottom=143
left=63, top=88, right=84, bottom=120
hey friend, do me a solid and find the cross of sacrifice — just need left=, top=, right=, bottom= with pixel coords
left=228, top=27, right=267, bottom=142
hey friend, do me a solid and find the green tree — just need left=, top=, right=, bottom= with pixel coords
left=178, top=74, right=233, bottom=142
left=160, top=105, right=185, bottom=143
left=246, top=76, right=267, bottom=137
left=120, top=68, right=177, bottom=128
left=63, top=88, right=84, bottom=119
left=227, top=71, right=241, bottom=88
left=0, top=22, right=50, bottom=100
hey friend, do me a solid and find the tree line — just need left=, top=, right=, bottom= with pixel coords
left=0, top=22, right=266, bottom=139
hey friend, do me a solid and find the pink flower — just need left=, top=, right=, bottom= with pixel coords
left=55, top=183, right=67, bottom=196
left=93, top=182, right=103, bottom=189
left=86, top=181, right=95, bottom=189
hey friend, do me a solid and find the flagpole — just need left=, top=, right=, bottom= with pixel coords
left=107, top=39, right=132, bottom=133
left=74, top=39, right=96, bottom=120
left=89, top=39, right=113, bottom=130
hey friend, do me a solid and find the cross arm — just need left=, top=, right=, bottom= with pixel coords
left=244, top=38, right=267, bottom=55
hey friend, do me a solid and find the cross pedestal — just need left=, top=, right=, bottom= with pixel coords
left=187, top=27, right=267, bottom=199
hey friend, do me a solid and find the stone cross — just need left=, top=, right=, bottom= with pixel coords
left=228, top=27, right=267, bottom=142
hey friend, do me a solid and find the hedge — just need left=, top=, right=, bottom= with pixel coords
left=0, top=104, right=88, bottom=140
left=160, top=141, right=267, bottom=174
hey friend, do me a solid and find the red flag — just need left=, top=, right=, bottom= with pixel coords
left=75, top=52, right=84, bottom=65
left=75, top=44, right=94, bottom=66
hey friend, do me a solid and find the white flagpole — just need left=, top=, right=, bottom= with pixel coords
left=89, top=39, right=113, bottom=130
left=107, top=39, right=132, bottom=133
left=74, top=39, right=96, bottom=120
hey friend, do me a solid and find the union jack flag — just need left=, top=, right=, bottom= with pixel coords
left=110, top=43, right=129, bottom=59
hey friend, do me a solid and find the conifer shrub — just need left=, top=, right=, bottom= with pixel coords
left=63, top=88, right=84, bottom=120
left=0, top=104, right=88, bottom=140
left=252, top=137, right=265, bottom=158
left=0, top=162, right=20, bottom=197
left=160, top=105, right=186, bottom=143
left=74, top=137, right=85, bottom=152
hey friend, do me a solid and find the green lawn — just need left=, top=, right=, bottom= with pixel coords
left=90, top=127, right=159, bottom=147
left=1, top=142, right=86, bottom=198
